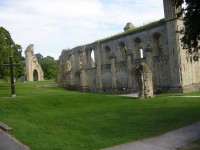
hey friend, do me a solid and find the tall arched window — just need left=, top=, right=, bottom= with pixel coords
left=153, top=33, right=163, bottom=56
left=105, top=46, right=111, bottom=64
left=91, top=49, right=95, bottom=68
left=87, top=48, right=95, bottom=68
left=79, top=51, right=83, bottom=69
left=134, top=38, right=142, bottom=59
left=33, top=69, right=38, bottom=81
left=119, top=42, right=126, bottom=61
left=140, top=48, right=144, bottom=58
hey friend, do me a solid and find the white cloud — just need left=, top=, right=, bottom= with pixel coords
left=0, top=0, right=164, bottom=59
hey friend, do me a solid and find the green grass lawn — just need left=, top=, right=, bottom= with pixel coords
left=0, top=81, right=200, bottom=150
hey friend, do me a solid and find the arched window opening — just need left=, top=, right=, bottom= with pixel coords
left=87, top=48, right=95, bottom=68
left=153, top=33, right=163, bottom=56
left=134, top=38, right=142, bottom=59
left=140, top=48, right=144, bottom=58
left=33, top=69, right=38, bottom=81
left=119, top=42, right=126, bottom=61
left=91, top=50, right=95, bottom=62
left=90, top=50, right=95, bottom=68
left=105, top=46, right=111, bottom=63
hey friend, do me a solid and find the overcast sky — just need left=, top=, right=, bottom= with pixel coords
left=0, top=0, right=164, bottom=60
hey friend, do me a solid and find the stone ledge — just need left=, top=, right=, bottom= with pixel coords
left=34, top=83, right=61, bottom=88
left=0, top=122, right=12, bottom=132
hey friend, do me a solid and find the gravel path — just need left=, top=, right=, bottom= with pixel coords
left=103, top=121, right=200, bottom=150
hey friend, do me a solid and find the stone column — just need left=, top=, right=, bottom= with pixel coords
left=145, top=46, right=153, bottom=71
left=82, top=49, right=87, bottom=70
left=163, top=0, right=183, bottom=92
left=70, top=54, right=75, bottom=86
left=110, top=55, right=117, bottom=89
left=80, top=70, right=88, bottom=91
left=95, top=43, right=102, bottom=91
left=81, top=48, right=88, bottom=91
left=126, top=51, right=132, bottom=89
left=87, top=49, right=92, bottom=68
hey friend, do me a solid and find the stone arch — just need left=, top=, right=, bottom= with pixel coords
left=152, top=32, right=163, bottom=56
left=105, top=46, right=111, bottom=64
left=119, top=41, right=126, bottom=61
left=33, top=69, right=38, bottom=81
left=134, top=37, right=143, bottom=59
left=133, top=62, right=154, bottom=99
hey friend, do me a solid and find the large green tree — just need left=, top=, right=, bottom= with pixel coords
left=39, top=56, right=58, bottom=80
left=0, top=27, right=24, bottom=81
left=173, top=0, right=200, bottom=54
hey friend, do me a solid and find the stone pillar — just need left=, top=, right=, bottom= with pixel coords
left=87, top=49, right=92, bottom=68
left=95, top=43, right=103, bottom=91
left=136, top=63, right=154, bottom=99
left=110, top=55, right=117, bottom=89
left=82, top=49, right=87, bottom=69
left=70, top=54, right=75, bottom=86
left=145, top=46, right=153, bottom=71
left=163, top=0, right=183, bottom=92
left=126, top=51, right=132, bottom=89
left=81, top=48, right=88, bottom=91
left=80, top=70, right=88, bottom=91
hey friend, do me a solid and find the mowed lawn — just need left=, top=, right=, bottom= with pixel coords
left=0, top=82, right=200, bottom=150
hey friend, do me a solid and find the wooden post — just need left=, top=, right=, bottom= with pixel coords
left=9, top=56, right=16, bottom=97
left=0, top=56, right=21, bottom=97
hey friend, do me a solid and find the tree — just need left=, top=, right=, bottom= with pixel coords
left=173, top=0, right=200, bottom=55
left=35, top=53, right=43, bottom=61
left=0, top=27, right=24, bottom=81
left=39, top=56, right=58, bottom=79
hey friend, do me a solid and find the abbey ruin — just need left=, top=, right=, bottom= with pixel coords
left=25, top=44, right=44, bottom=82
left=57, top=0, right=200, bottom=97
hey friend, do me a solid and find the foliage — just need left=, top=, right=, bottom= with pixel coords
left=35, top=53, right=43, bottom=61
left=1, top=82, right=200, bottom=150
left=0, top=27, right=24, bottom=80
left=173, top=0, right=200, bottom=55
left=39, top=56, right=58, bottom=79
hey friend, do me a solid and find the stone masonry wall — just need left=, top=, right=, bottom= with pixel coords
left=57, top=0, right=200, bottom=94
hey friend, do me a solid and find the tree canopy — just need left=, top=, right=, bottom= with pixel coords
left=35, top=53, right=43, bottom=61
left=38, top=56, right=58, bottom=80
left=0, top=27, right=24, bottom=81
left=173, top=0, right=200, bottom=54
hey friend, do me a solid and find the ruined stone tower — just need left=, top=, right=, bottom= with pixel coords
left=25, top=44, right=44, bottom=82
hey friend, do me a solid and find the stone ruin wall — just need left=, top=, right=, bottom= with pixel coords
left=57, top=18, right=200, bottom=94
left=57, top=0, right=200, bottom=94
left=57, top=22, right=171, bottom=93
